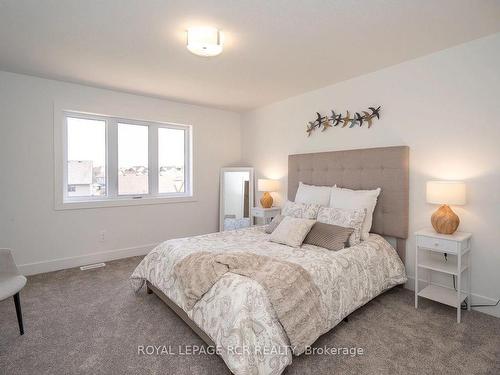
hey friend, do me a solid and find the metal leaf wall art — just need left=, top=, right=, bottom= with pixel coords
left=306, top=106, right=381, bottom=136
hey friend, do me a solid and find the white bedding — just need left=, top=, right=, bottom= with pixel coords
left=130, top=226, right=407, bottom=375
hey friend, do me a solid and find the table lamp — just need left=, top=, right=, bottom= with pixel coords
left=258, top=179, right=280, bottom=208
left=426, top=181, right=466, bottom=234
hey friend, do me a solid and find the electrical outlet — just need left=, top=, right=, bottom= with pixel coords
left=99, top=230, right=106, bottom=242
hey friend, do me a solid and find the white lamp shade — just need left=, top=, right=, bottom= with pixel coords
left=426, top=181, right=466, bottom=205
left=186, top=27, right=223, bottom=57
left=258, top=179, right=280, bottom=192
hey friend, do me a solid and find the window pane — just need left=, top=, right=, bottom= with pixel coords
left=159, top=128, right=185, bottom=193
left=67, top=117, right=106, bottom=197
left=118, top=123, right=148, bottom=195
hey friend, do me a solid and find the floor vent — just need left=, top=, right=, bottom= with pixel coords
left=80, top=262, right=106, bottom=271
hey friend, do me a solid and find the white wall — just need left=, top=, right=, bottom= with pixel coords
left=0, top=71, right=241, bottom=274
left=241, top=33, right=500, bottom=317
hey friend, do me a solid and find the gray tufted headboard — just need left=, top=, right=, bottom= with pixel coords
left=288, top=146, right=409, bottom=262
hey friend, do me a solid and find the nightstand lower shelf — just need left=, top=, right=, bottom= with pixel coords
left=417, top=257, right=467, bottom=275
left=418, top=284, right=467, bottom=308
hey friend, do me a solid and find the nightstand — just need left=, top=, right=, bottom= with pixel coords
left=415, top=228, right=472, bottom=323
left=251, top=207, right=281, bottom=225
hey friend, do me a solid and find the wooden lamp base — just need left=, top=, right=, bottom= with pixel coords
left=260, top=192, right=273, bottom=208
left=431, top=204, right=460, bottom=234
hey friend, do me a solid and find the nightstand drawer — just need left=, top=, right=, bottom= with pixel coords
left=251, top=209, right=265, bottom=218
left=417, top=235, right=458, bottom=254
left=251, top=207, right=281, bottom=218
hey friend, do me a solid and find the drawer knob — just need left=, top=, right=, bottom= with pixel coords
left=434, top=242, right=439, bottom=247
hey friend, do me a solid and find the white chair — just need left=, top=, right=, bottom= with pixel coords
left=0, top=249, right=27, bottom=335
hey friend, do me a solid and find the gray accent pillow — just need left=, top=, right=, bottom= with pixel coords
left=265, top=214, right=284, bottom=234
left=303, top=222, right=354, bottom=251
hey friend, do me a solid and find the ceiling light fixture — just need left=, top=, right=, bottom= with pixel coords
left=186, top=27, right=223, bottom=57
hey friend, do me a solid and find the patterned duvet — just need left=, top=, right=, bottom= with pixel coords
left=130, top=226, right=407, bottom=375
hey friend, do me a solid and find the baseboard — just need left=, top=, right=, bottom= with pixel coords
left=18, top=243, right=159, bottom=276
left=405, top=276, right=500, bottom=318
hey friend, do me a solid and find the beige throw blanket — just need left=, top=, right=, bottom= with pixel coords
left=174, top=251, right=326, bottom=355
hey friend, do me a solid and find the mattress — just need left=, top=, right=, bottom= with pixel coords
left=130, top=226, right=407, bottom=375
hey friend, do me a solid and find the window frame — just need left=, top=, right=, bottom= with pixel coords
left=55, top=110, right=193, bottom=210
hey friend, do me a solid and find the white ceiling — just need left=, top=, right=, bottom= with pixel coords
left=1, top=0, right=499, bottom=111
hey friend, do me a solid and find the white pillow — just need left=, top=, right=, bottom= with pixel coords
left=295, top=182, right=332, bottom=206
left=317, top=207, right=366, bottom=246
left=329, top=186, right=381, bottom=241
left=269, top=216, right=316, bottom=247
left=282, top=200, right=320, bottom=219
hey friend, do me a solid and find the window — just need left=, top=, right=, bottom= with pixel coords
left=59, top=111, right=192, bottom=208
left=118, top=123, right=149, bottom=195
left=66, top=117, right=106, bottom=197
left=159, top=127, right=186, bottom=194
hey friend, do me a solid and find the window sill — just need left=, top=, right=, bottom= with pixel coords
left=55, top=195, right=197, bottom=210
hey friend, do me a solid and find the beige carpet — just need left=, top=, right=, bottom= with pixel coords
left=1, top=256, right=499, bottom=375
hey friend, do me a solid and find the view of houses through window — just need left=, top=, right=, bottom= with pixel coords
left=118, top=123, right=149, bottom=195
left=65, top=113, right=189, bottom=202
left=67, top=117, right=106, bottom=197
left=159, top=127, right=185, bottom=193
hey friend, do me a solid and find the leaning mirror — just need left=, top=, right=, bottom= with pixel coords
left=219, top=167, right=254, bottom=231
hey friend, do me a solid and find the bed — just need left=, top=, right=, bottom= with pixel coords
left=130, top=146, right=409, bottom=375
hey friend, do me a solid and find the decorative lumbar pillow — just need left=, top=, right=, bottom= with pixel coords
left=329, top=186, right=381, bottom=241
left=295, top=182, right=332, bottom=207
left=265, top=214, right=285, bottom=234
left=317, top=207, right=366, bottom=246
left=269, top=216, right=316, bottom=248
left=303, top=222, right=354, bottom=251
left=282, top=200, right=320, bottom=219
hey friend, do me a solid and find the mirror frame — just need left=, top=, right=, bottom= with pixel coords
left=219, top=167, right=254, bottom=231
